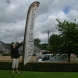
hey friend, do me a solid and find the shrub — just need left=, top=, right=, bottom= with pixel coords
left=0, top=62, right=12, bottom=70
left=33, top=54, right=36, bottom=56
left=0, top=62, right=78, bottom=72
left=23, top=62, right=78, bottom=72
left=2, top=53, right=10, bottom=56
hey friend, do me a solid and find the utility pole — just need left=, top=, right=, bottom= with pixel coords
left=48, top=31, right=49, bottom=49
left=14, top=34, right=17, bottom=44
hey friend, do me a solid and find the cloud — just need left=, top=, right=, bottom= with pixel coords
left=0, top=0, right=78, bottom=43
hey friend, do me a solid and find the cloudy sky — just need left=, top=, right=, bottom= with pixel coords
left=0, top=0, right=78, bottom=43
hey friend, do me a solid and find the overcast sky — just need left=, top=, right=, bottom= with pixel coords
left=0, top=0, right=78, bottom=43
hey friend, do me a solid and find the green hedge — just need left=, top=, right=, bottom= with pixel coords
left=0, top=62, right=78, bottom=72
left=23, top=62, right=78, bottom=72
left=2, top=53, right=10, bottom=56
left=0, top=62, right=12, bottom=70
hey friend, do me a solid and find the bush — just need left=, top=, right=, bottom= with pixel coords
left=0, top=62, right=12, bottom=70
left=23, top=62, right=78, bottom=72
left=2, top=53, right=10, bottom=56
left=33, top=54, right=36, bottom=56
left=0, top=62, right=78, bottom=72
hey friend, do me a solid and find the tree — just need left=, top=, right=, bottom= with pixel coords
left=57, top=19, right=78, bottom=62
left=49, top=34, right=63, bottom=54
left=40, top=43, right=48, bottom=50
left=34, top=38, right=41, bottom=46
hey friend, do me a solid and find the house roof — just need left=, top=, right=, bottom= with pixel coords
left=34, top=45, right=42, bottom=51
left=19, top=45, right=42, bottom=52
left=0, top=41, right=11, bottom=52
left=0, top=41, right=42, bottom=52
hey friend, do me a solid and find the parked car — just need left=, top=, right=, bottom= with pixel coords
left=37, top=54, right=53, bottom=62
left=37, top=54, right=68, bottom=62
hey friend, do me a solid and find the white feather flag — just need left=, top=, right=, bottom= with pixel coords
left=23, top=1, right=40, bottom=65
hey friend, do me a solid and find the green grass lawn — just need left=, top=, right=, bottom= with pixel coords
left=0, top=70, right=78, bottom=78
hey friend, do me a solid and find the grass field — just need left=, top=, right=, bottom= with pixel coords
left=0, top=70, right=78, bottom=78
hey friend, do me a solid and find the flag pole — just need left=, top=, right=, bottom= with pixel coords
left=22, top=1, right=40, bottom=71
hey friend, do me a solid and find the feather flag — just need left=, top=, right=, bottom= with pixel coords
left=23, top=1, right=40, bottom=65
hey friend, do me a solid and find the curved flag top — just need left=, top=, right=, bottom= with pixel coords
left=23, top=1, right=40, bottom=65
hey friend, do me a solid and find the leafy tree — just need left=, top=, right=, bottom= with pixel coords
left=40, top=43, right=48, bottom=50
left=34, top=38, right=41, bottom=46
left=49, top=34, right=63, bottom=54
left=57, top=19, right=78, bottom=62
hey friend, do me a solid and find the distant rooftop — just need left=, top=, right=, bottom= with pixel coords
left=0, top=41, right=11, bottom=52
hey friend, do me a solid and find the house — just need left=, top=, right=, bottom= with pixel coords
left=34, top=45, right=42, bottom=56
left=19, top=45, right=42, bottom=56
left=0, top=41, right=11, bottom=54
left=0, top=41, right=42, bottom=56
